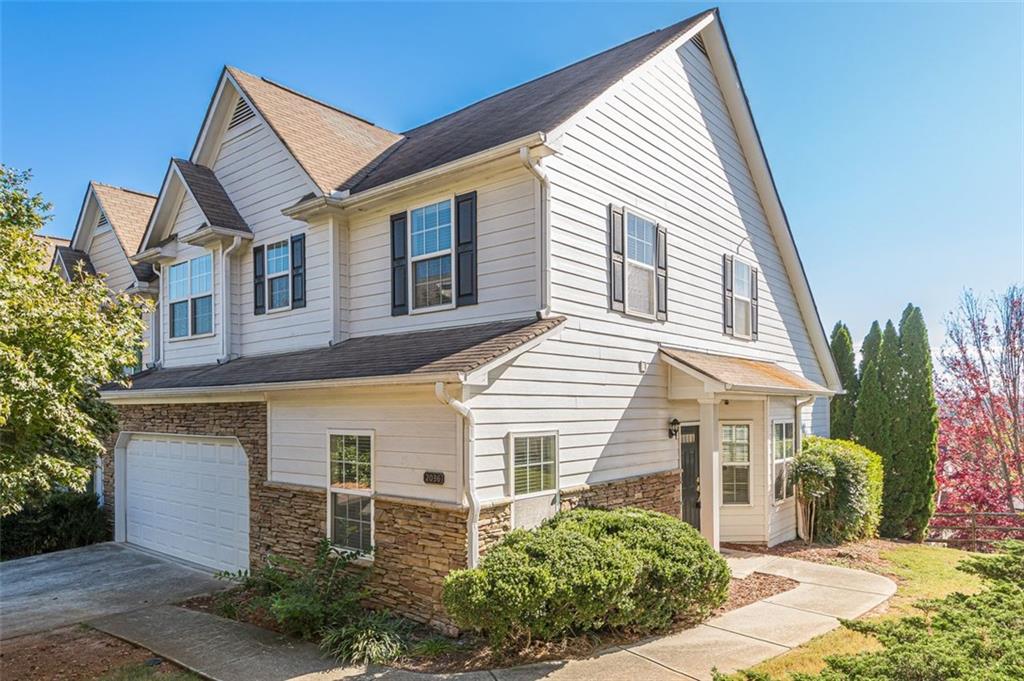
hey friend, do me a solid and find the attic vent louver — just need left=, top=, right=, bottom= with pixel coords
left=96, top=213, right=109, bottom=228
left=228, top=97, right=256, bottom=129
left=692, top=34, right=708, bottom=57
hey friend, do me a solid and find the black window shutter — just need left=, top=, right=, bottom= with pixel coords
left=290, top=233, right=306, bottom=309
left=390, top=212, right=408, bottom=316
left=723, top=254, right=734, bottom=335
left=253, top=245, right=265, bottom=315
left=608, top=204, right=625, bottom=312
left=455, top=191, right=477, bottom=307
left=655, top=224, right=668, bottom=321
left=751, top=266, right=759, bottom=340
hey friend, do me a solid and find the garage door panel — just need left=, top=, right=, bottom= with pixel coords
left=126, top=435, right=249, bottom=573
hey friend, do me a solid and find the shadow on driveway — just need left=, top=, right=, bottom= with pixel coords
left=0, top=542, right=226, bottom=640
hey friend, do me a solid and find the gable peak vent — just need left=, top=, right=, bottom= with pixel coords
left=96, top=212, right=109, bottom=228
left=692, top=34, right=708, bottom=57
left=228, top=96, right=256, bottom=129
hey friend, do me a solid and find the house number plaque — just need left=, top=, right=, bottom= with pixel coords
left=423, top=471, right=445, bottom=485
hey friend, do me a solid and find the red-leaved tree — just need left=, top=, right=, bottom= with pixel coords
left=936, top=287, right=1024, bottom=518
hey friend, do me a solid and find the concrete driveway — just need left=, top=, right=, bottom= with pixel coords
left=0, top=542, right=226, bottom=640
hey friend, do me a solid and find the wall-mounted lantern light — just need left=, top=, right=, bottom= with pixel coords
left=668, top=418, right=681, bottom=439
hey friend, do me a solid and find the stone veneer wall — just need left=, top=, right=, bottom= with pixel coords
left=560, top=469, right=682, bottom=518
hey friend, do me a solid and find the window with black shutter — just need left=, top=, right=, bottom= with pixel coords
left=724, top=254, right=757, bottom=340
left=290, top=233, right=306, bottom=309
left=390, top=212, right=408, bottom=316
left=253, top=244, right=265, bottom=315
left=455, top=191, right=477, bottom=307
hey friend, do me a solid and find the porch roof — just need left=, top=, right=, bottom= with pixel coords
left=660, top=347, right=833, bottom=397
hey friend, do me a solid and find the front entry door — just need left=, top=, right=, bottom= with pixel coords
left=679, top=425, right=700, bottom=530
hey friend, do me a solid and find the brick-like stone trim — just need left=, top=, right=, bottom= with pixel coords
left=560, top=469, right=682, bottom=518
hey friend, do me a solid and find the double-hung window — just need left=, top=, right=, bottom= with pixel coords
left=512, top=433, right=557, bottom=497
left=265, top=240, right=290, bottom=311
left=168, top=253, right=213, bottom=338
left=721, top=424, right=751, bottom=505
left=410, top=199, right=453, bottom=311
left=328, top=432, right=373, bottom=555
left=625, top=211, right=657, bottom=317
left=732, top=259, right=753, bottom=338
left=773, top=421, right=796, bottom=502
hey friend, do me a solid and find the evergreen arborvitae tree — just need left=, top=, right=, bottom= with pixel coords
left=889, top=304, right=939, bottom=540
left=875, top=321, right=907, bottom=538
left=829, top=321, right=859, bottom=440
left=859, top=321, right=882, bottom=379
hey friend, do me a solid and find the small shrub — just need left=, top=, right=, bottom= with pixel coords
left=217, top=538, right=364, bottom=639
left=0, top=490, right=108, bottom=560
left=408, top=635, right=458, bottom=658
left=794, top=437, right=883, bottom=544
left=443, top=507, right=729, bottom=647
left=320, top=611, right=410, bottom=665
left=959, top=539, right=1024, bottom=584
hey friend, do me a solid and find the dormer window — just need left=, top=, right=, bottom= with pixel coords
left=168, top=253, right=213, bottom=338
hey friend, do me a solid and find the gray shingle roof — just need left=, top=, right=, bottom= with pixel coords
left=172, top=159, right=250, bottom=233
left=109, top=316, right=564, bottom=392
left=348, top=10, right=710, bottom=193
left=55, top=246, right=96, bottom=279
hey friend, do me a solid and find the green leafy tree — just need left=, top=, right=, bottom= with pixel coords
left=0, top=166, right=148, bottom=516
left=886, top=304, right=938, bottom=540
left=829, top=321, right=859, bottom=440
left=859, top=320, right=882, bottom=379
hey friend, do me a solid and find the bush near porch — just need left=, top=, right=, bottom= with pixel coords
left=794, top=437, right=883, bottom=545
left=442, top=507, right=731, bottom=648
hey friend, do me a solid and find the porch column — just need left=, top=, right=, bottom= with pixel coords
left=698, top=397, right=721, bottom=550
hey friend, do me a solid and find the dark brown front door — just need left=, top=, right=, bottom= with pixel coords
left=680, top=425, right=700, bottom=530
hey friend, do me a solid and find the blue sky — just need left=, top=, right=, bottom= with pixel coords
left=2, top=2, right=1021, bottom=348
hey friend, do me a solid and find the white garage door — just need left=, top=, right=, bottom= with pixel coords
left=125, top=434, right=249, bottom=572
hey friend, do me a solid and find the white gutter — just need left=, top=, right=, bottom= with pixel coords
left=519, top=147, right=552, bottom=317
left=283, top=132, right=552, bottom=219
left=219, top=236, right=243, bottom=363
left=434, top=382, right=481, bottom=568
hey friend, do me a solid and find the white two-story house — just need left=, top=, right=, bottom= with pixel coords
left=97, top=8, right=840, bottom=628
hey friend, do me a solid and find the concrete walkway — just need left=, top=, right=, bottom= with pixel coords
left=89, top=550, right=896, bottom=681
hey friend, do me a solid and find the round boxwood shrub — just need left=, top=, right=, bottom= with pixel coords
left=795, top=436, right=884, bottom=544
left=442, top=507, right=729, bottom=647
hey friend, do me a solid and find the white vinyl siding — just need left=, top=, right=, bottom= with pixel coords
left=87, top=228, right=136, bottom=293
left=212, top=103, right=329, bottom=358
left=346, top=168, right=538, bottom=336
left=267, top=386, right=458, bottom=504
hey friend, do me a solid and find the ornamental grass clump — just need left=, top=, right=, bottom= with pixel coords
left=442, top=507, right=730, bottom=648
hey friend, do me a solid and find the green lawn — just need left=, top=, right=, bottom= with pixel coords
left=742, top=542, right=983, bottom=679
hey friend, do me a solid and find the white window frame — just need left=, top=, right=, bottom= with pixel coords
left=264, top=239, right=292, bottom=313
left=167, top=252, right=214, bottom=341
left=325, top=429, right=375, bottom=558
left=721, top=421, right=753, bottom=506
left=623, top=208, right=658, bottom=320
left=772, top=420, right=796, bottom=504
left=508, top=431, right=559, bottom=500
left=408, top=196, right=456, bottom=314
left=732, top=256, right=754, bottom=340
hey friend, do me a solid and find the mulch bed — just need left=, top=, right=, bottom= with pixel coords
left=0, top=625, right=188, bottom=680
left=181, top=569, right=798, bottom=673
left=723, top=538, right=903, bottom=574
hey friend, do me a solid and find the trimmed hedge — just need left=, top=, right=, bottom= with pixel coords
left=795, top=436, right=884, bottom=544
left=442, top=507, right=730, bottom=647
left=0, top=491, right=109, bottom=560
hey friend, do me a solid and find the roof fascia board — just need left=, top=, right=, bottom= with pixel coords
left=137, top=161, right=178, bottom=254
left=463, top=317, right=566, bottom=386
left=284, top=133, right=551, bottom=220
left=190, top=71, right=233, bottom=167
left=70, top=183, right=99, bottom=252
left=701, top=16, right=841, bottom=390
left=54, top=250, right=71, bottom=281
left=544, top=11, right=716, bottom=146
left=100, top=369, right=465, bottom=403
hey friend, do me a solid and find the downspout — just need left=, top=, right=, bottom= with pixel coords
left=152, top=262, right=164, bottom=367
left=434, top=382, right=481, bottom=568
left=519, top=147, right=551, bottom=318
left=219, top=236, right=243, bottom=363
left=794, top=394, right=816, bottom=541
